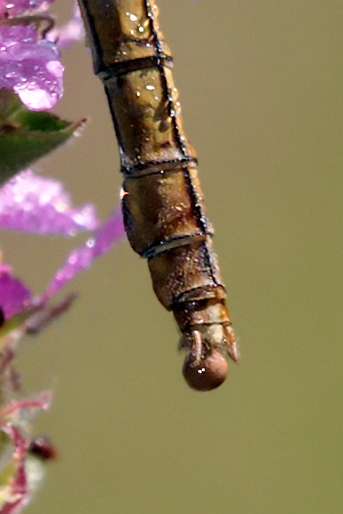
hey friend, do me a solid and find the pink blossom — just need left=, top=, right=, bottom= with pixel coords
left=0, top=170, right=98, bottom=236
left=0, top=263, right=31, bottom=319
left=0, top=25, right=63, bottom=110
left=0, top=202, right=124, bottom=319
left=46, top=207, right=125, bottom=297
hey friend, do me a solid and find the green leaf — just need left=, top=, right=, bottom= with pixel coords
left=0, top=90, right=87, bottom=185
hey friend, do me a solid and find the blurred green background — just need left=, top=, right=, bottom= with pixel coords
left=2, top=0, right=343, bottom=512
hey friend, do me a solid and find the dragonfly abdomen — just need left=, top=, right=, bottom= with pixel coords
left=78, top=0, right=238, bottom=390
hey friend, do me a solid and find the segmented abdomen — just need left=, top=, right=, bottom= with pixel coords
left=78, top=0, right=238, bottom=390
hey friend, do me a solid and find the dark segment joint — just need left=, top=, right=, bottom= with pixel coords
left=121, top=157, right=198, bottom=178
left=98, top=54, right=173, bottom=81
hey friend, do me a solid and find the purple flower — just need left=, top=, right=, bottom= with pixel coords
left=0, top=1, right=86, bottom=111
left=0, top=169, right=124, bottom=319
left=0, top=4, right=124, bottom=511
left=0, top=169, right=124, bottom=513
left=0, top=25, right=63, bottom=110
left=0, top=207, right=124, bottom=319
left=0, top=263, right=31, bottom=319
left=0, top=1, right=85, bottom=112
left=0, top=170, right=98, bottom=236
left=45, top=206, right=124, bottom=297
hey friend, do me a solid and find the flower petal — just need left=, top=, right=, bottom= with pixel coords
left=45, top=207, right=125, bottom=297
left=0, top=170, right=98, bottom=235
left=0, top=264, right=32, bottom=319
left=0, top=26, right=63, bottom=110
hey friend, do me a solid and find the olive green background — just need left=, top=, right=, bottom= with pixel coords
left=2, top=0, right=343, bottom=513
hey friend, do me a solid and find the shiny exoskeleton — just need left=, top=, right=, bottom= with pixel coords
left=77, top=0, right=238, bottom=390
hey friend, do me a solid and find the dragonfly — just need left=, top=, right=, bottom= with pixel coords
left=77, top=0, right=238, bottom=391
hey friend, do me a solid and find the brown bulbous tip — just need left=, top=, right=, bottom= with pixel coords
left=182, top=350, right=228, bottom=392
left=28, top=436, right=57, bottom=461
